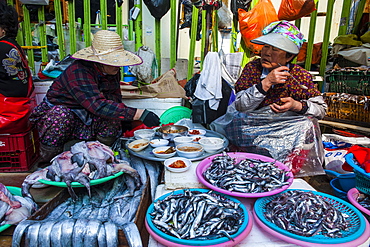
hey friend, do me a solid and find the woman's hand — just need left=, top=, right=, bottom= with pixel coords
left=261, top=66, right=290, bottom=92
left=270, top=97, right=302, bottom=113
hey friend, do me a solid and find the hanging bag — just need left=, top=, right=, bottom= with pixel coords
left=0, top=40, right=36, bottom=134
left=238, top=0, right=278, bottom=54
left=278, top=0, right=317, bottom=21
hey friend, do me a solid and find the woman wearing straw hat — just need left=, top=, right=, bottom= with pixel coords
left=234, top=20, right=327, bottom=119
left=30, top=30, right=160, bottom=165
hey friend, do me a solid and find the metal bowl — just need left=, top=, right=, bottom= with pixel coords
left=157, top=125, right=188, bottom=141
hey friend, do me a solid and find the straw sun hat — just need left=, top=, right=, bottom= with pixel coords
left=72, top=30, right=143, bottom=67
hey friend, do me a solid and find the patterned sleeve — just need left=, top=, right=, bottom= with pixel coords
left=235, top=60, right=261, bottom=93
left=290, top=65, right=322, bottom=100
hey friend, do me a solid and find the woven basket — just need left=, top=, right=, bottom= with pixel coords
left=345, top=153, right=370, bottom=195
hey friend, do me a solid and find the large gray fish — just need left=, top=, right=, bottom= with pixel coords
left=127, top=190, right=142, bottom=222
left=72, top=219, right=89, bottom=247
left=129, top=156, right=147, bottom=188
left=104, top=221, right=119, bottom=247
left=84, top=219, right=101, bottom=247
left=97, top=222, right=107, bottom=247
left=24, top=221, right=41, bottom=247
left=45, top=199, right=71, bottom=220
left=121, top=222, right=143, bottom=247
left=12, top=220, right=38, bottom=247
left=37, top=220, right=57, bottom=247
left=50, top=220, right=64, bottom=247
left=145, top=160, right=161, bottom=201
left=60, top=219, right=77, bottom=247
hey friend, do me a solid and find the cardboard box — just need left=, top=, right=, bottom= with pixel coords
left=25, top=180, right=151, bottom=246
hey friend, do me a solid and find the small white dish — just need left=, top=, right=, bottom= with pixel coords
left=198, top=137, right=224, bottom=153
left=188, top=129, right=206, bottom=136
left=176, top=143, right=203, bottom=159
left=152, top=146, right=177, bottom=159
left=128, top=139, right=150, bottom=152
left=134, top=129, right=155, bottom=140
left=164, top=157, right=191, bottom=173
left=149, top=139, right=169, bottom=148
left=173, top=136, right=193, bottom=146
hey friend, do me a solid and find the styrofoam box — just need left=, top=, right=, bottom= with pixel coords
left=122, top=98, right=184, bottom=117
left=34, top=81, right=52, bottom=105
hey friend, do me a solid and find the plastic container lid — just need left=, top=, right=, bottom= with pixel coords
left=160, top=106, right=192, bottom=125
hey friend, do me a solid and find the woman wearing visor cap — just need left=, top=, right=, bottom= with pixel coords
left=30, top=30, right=160, bottom=165
left=234, top=20, right=327, bottom=119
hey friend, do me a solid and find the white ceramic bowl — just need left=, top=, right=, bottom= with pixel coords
left=173, top=136, right=193, bottom=146
left=128, top=138, right=150, bottom=152
left=188, top=129, right=206, bottom=136
left=176, top=143, right=203, bottom=159
left=134, top=129, right=155, bottom=140
left=198, top=137, right=225, bottom=153
left=149, top=139, right=169, bottom=148
left=164, top=157, right=192, bottom=173
left=152, top=146, right=177, bottom=159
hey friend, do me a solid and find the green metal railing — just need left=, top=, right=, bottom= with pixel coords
left=7, top=0, right=365, bottom=86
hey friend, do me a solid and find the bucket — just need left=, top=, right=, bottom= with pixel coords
left=123, top=66, right=136, bottom=83
left=330, top=177, right=356, bottom=201
left=325, top=169, right=356, bottom=191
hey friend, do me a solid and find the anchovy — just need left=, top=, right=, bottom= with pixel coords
left=203, top=152, right=291, bottom=193
left=264, top=190, right=351, bottom=238
left=149, top=190, right=244, bottom=241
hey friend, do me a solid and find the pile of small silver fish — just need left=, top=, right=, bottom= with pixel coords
left=150, top=189, right=244, bottom=241
left=357, top=193, right=370, bottom=210
left=264, top=190, right=351, bottom=238
left=203, top=152, right=291, bottom=193
left=12, top=154, right=162, bottom=247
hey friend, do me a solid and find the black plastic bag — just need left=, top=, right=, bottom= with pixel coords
left=144, top=0, right=170, bottom=20
left=185, top=74, right=232, bottom=124
left=231, top=0, right=252, bottom=20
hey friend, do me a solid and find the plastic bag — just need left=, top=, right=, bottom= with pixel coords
left=238, top=0, right=278, bottom=54
left=278, top=0, right=316, bottom=21
left=129, top=46, right=158, bottom=83
left=0, top=91, right=36, bottom=134
left=143, top=0, right=170, bottom=19
left=231, top=0, right=252, bottom=20
left=210, top=104, right=325, bottom=177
